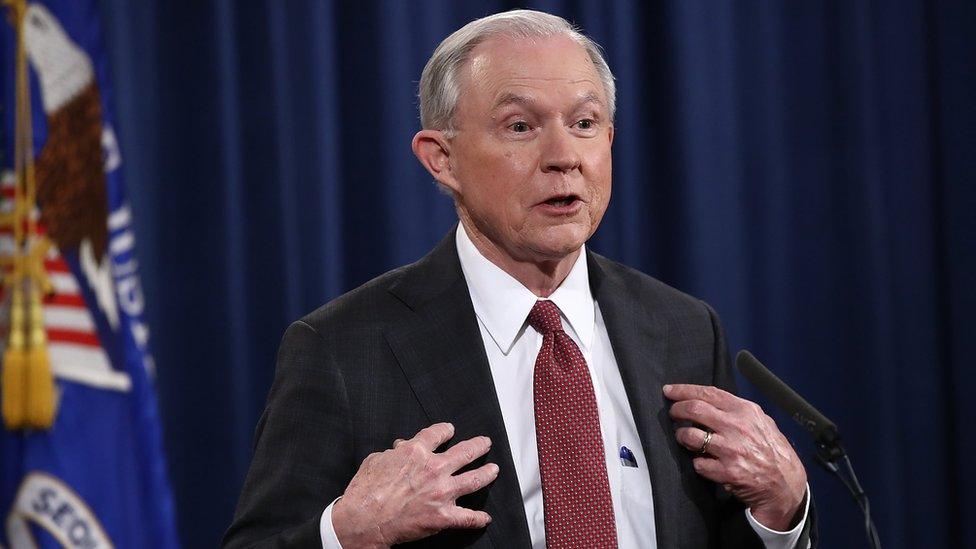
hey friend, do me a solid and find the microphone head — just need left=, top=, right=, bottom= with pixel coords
left=736, top=350, right=839, bottom=445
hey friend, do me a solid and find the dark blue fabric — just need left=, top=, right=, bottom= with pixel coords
left=97, top=1, right=975, bottom=547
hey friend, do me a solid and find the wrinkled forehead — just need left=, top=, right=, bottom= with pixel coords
left=458, top=34, right=606, bottom=109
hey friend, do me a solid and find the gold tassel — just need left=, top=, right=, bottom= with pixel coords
left=1, top=286, right=27, bottom=429
left=25, top=285, right=54, bottom=428
left=1, top=348, right=28, bottom=429
left=2, top=0, right=57, bottom=431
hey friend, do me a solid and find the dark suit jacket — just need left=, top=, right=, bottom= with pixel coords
left=223, top=228, right=816, bottom=548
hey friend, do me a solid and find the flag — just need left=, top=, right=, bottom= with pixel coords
left=0, top=1, right=178, bottom=547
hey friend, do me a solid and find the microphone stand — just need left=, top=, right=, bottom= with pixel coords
left=812, top=433, right=881, bottom=549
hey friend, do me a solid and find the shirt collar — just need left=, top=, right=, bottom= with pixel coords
left=455, top=223, right=595, bottom=354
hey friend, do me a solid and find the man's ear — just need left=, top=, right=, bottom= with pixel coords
left=412, top=130, right=461, bottom=193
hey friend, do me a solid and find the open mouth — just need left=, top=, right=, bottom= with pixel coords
left=543, top=194, right=580, bottom=207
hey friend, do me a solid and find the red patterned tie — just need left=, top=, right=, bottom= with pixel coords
left=529, top=300, right=617, bottom=548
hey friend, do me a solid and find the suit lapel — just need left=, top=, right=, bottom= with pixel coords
left=588, top=252, right=683, bottom=548
left=384, top=229, right=532, bottom=548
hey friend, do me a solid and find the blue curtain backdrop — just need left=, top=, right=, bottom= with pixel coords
left=95, top=1, right=974, bottom=547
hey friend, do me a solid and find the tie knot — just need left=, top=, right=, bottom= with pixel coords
left=528, top=300, right=564, bottom=335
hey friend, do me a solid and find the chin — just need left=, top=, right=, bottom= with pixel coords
left=527, top=226, right=590, bottom=260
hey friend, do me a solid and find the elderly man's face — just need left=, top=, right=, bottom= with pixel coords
left=446, top=35, right=613, bottom=263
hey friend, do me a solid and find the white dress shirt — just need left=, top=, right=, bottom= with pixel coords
left=320, top=224, right=808, bottom=548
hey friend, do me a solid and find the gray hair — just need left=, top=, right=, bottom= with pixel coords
left=418, top=9, right=616, bottom=135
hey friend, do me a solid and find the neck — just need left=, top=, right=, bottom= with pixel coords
left=458, top=214, right=580, bottom=298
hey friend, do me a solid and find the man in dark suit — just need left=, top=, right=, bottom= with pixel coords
left=224, top=9, right=813, bottom=549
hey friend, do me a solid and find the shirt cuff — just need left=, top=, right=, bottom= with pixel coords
left=744, top=484, right=811, bottom=549
left=319, top=497, right=344, bottom=549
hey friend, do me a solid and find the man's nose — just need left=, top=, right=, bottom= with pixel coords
left=541, top=126, right=581, bottom=173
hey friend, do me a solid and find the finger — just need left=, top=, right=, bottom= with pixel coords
left=669, top=398, right=725, bottom=430
left=441, top=436, right=492, bottom=472
left=443, top=506, right=492, bottom=530
left=451, top=462, right=499, bottom=498
left=664, top=384, right=738, bottom=410
left=411, top=422, right=455, bottom=452
left=691, top=456, right=729, bottom=484
left=674, top=427, right=729, bottom=458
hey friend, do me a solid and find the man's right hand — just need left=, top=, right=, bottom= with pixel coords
left=331, top=422, right=498, bottom=548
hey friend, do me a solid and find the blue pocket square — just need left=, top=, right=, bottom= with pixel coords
left=619, top=445, right=638, bottom=468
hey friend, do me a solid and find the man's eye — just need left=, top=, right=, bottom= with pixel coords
left=575, top=119, right=595, bottom=130
left=510, top=121, right=530, bottom=133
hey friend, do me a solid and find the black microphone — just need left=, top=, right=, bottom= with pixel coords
left=735, top=350, right=839, bottom=453
left=736, top=349, right=881, bottom=549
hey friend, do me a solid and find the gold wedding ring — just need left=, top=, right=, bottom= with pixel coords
left=698, top=431, right=713, bottom=455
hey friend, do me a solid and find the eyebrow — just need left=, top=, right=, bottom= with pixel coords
left=491, top=93, right=534, bottom=111
left=573, top=92, right=605, bottom=111
left=490, top=91, right=606, bottom=113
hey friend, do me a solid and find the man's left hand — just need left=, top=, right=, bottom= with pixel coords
left=664, top=384, right=807, bottom=531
